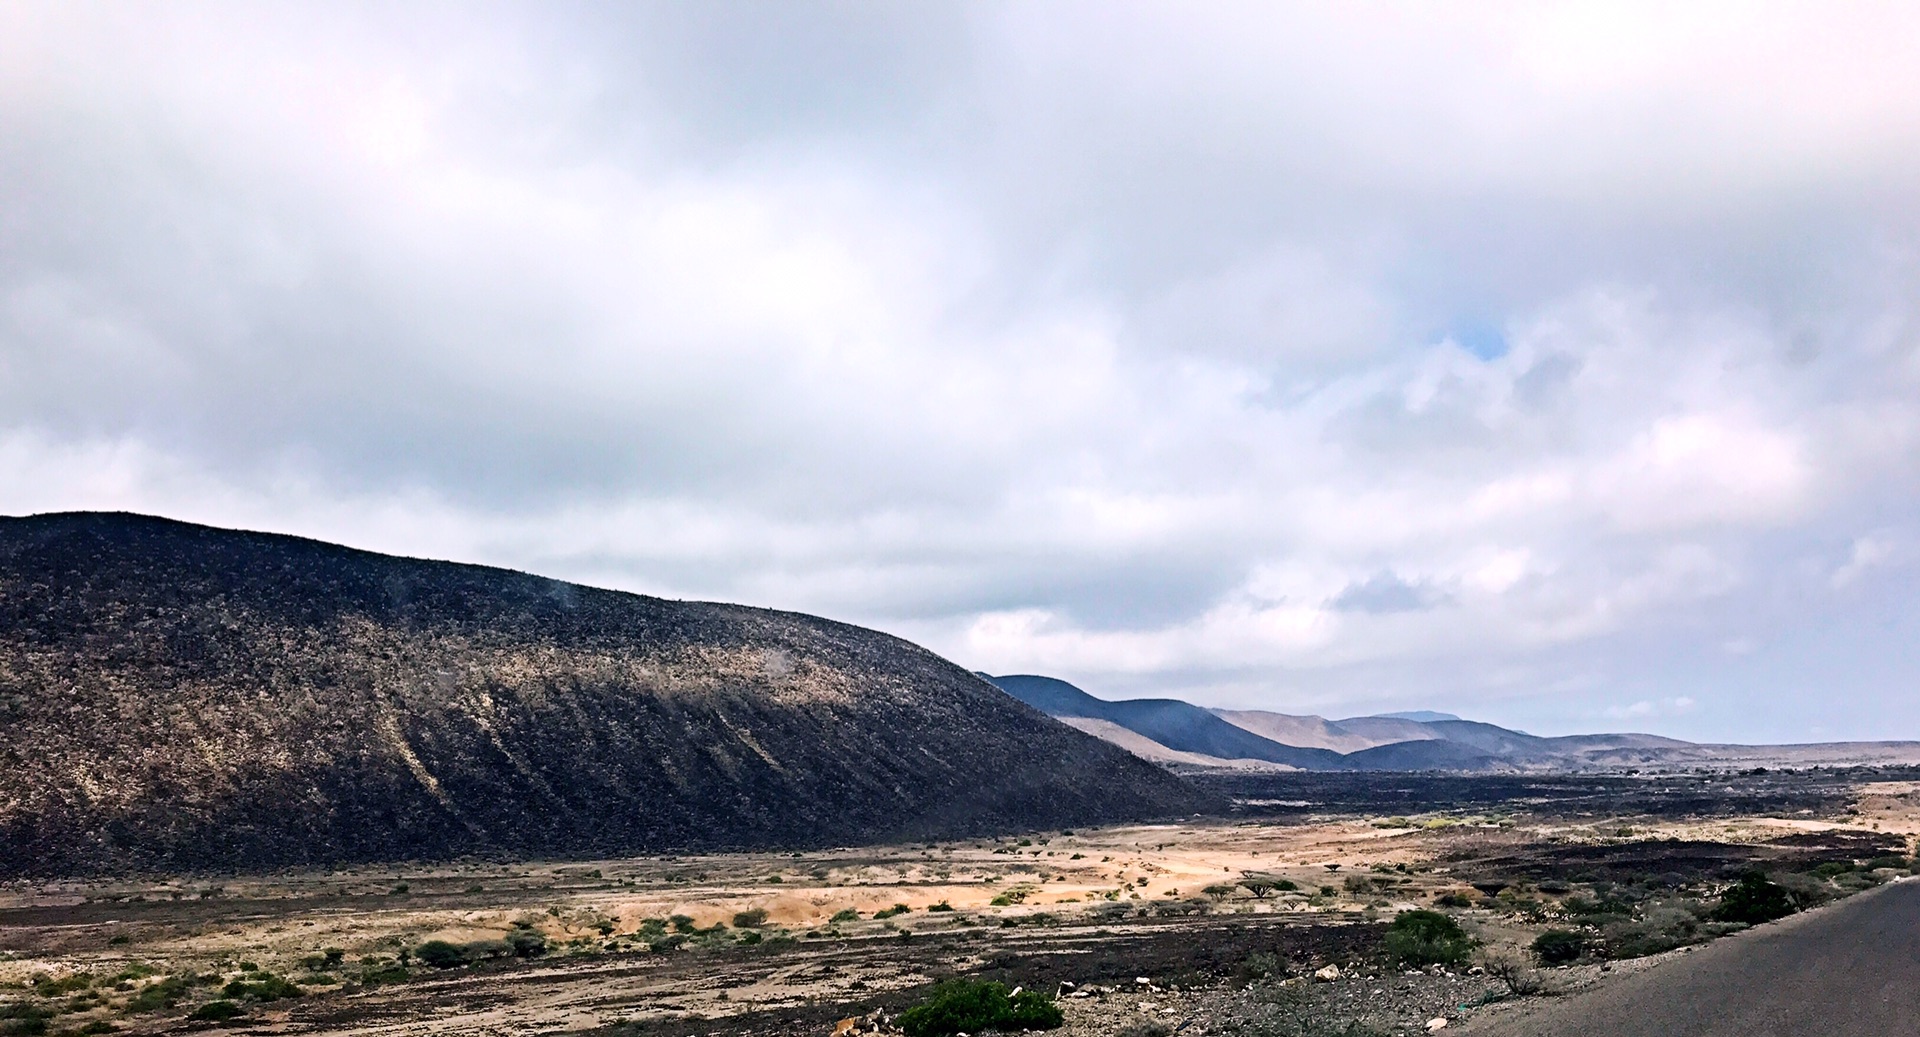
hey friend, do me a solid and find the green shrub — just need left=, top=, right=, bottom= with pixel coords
left=188, top=1001, right=243, bottom=1022
left=1, top=1004, right=53, bottom=1037
left=1530, top=929, right=1584, bottom=965
left=1711, top=873, right=1796, bottom=925
left=927, top=901, right=955, bottom=912
left=126, top=977, right=192, bottom=1013
left=1383, top=910, right=1474, bottom=966
left=34, top=975, right=94, bottom=997
left=505, top=930, right=547, bottom=958
left=731, top=909, right=769, bottom=929
left=874, top=904, right=912, bottom=919
left=896, top=980, right=1063, bottom=1037
left=668, top=915, right=698, bottom=934
left=829, top=909, right=860, bottom=923
left=413, top=941, right=467, bottom=969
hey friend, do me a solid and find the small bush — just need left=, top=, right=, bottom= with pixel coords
left=1711, top=873, right=1796, bottom=925
left=1239, top=875, right=1297, bottom=898
left=731, top=909, right=769, bottom=929
left=413, top=941, right=468, bottom=969
left=0, top=1004, right=53, bottom=1037
left=1481, top=951, right=1543, bottom=996
left=927, top=901, right=955, bottom=912
left=188, top=1001, right=243, bottom=1022
left=874, top=904, right=912, bottom=919
left=126, top=977, right=193, bottom=1013
left=830, top=909, right=860, bottom=923
left=296, top=953, right=333, bottom=972
left=34, top=975, right=94, bottom=997
left=1433, top=892, right=1474, bottom=908
left=505, top=930, right=547, bottom=958
left=668, top=915, right=698, bottom=934
left=896, top=980, right=1063, bottom=1037
left=1383, top=910, right=1474, bottom=966
left=1531, top=929, right=1584, bottom=965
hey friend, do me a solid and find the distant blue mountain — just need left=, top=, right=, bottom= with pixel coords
left=981, top=674, right=1344, bottom=770
left=981, top=674, right=1695, bottom=773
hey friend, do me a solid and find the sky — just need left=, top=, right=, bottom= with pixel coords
left=4, top=2, right=1920, bottom=742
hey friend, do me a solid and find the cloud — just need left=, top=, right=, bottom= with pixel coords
left=3, top=2, right=1920, bottom=741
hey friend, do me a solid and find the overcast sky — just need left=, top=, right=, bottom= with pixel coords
left=4, top=3, right=1919, bottom=741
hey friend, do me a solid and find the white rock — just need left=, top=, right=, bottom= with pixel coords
left=1313, top=965, right=1342, bottom=982
left=1427, top=1018, right=1449, bottom=1031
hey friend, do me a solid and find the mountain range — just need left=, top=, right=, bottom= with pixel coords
left=0, top=513, right=1209, bottom=877
left=982, top=674, right=1920, bottom=773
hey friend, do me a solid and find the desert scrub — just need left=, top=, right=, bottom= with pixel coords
left=1383, top=910, right=1474, bottom=967
left=1711, top=873, right=1797, bottom=925
left=187, top=1002, right=243, bottom=1022
left=1, top=1004, right=53, bottom=1037
left=1530, top=929, right=1585, bottom=965
left=896, top=980, right=1062, bottom=1037
left=220, top=974, right=301, bottom=1003
left=125, top=976, right=199, bottom=1013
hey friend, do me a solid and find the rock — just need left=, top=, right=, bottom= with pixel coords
left=1313, top=965, right=1342, bottom=982
left=1467, top=965, right=1485, bottom=975
left=1427, top=1018, right=1449, bottom=1032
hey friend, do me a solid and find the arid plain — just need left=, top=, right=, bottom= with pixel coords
left=6, top=769, right=1917, bottom=1037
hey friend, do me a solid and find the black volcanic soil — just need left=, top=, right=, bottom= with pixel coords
left=0, top=512, right=1211, bottom=876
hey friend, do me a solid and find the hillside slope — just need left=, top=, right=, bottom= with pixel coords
left=0, top=513, right=1212, bottom=876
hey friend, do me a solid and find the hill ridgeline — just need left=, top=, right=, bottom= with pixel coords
left=0, top=512, right=1211, bottom=876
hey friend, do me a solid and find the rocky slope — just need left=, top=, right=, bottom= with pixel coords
left=0, top=512, right=1211, bottom=876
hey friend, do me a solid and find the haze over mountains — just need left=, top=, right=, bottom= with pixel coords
left=0, top=513, right=1209, bottom=877
left=982, top=674, right=1920, bottom=774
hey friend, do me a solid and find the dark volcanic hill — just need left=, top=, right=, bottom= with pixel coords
left=0, top=512, right=1211, bottom=876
